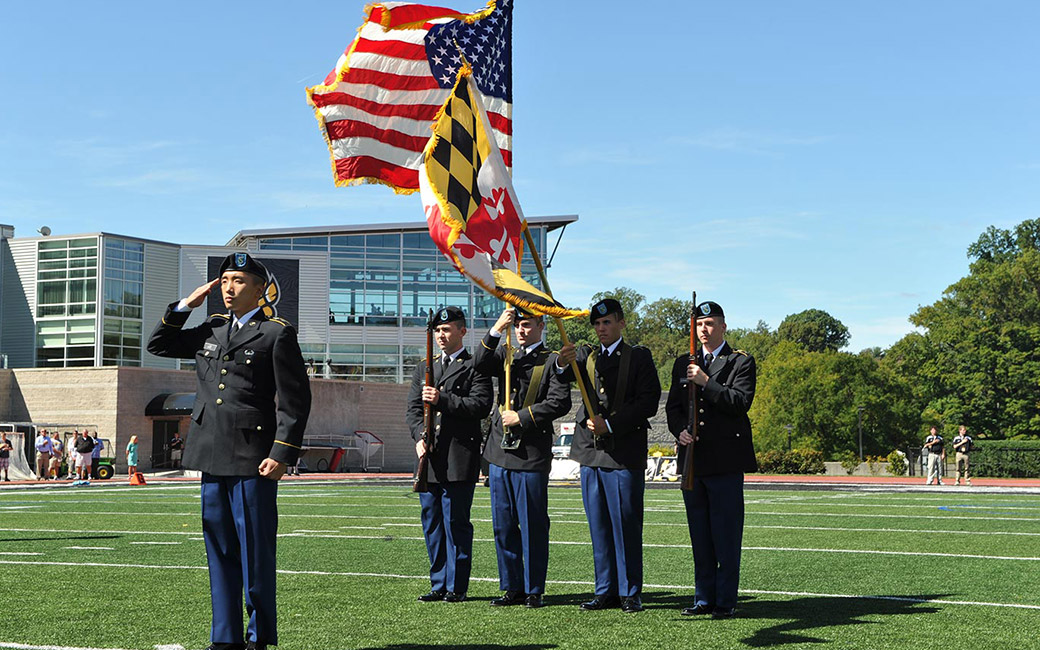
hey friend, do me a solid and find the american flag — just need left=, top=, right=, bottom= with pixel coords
left=306, top=0, right=512, bottom=193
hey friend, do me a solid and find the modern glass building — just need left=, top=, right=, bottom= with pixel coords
left=228, top=215, right=576, bottom=383
left=0, top=216, right=578, bottom=384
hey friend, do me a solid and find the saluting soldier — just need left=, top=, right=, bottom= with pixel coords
left=556, top=298, right=661, bottom=613
left=407, top=306, right=494, bottom=603
left=665, top=301, right=756, bottom=619
left=474, top=307, right=572, bottom=609
left=147, top=252, right=311, bottom=650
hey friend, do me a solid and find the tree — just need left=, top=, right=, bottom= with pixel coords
left=639, top=296, right=693, bottom=387
left=727, top=320, right=778, bottom=363
left=750, top=342, right=919, bottom=458
left=901, top=218, right=1040, bottom=439
left=777, top=308, right=850, bottom=352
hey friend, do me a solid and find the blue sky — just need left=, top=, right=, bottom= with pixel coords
left=2, top=1, right=1037, bottom=350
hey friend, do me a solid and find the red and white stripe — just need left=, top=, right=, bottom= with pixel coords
left=307, top=2, right=512, bottom=192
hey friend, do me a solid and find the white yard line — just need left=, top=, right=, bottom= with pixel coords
left=62, top=546, right=114, bottom=551
left=0, top=643, right=184, bottom=650
left=0, top=560, right=1036, bottom=611
left=129, top=541, right=181, bottom=545
left=276, top=532, right=1040, bottom=561
left=0, top=552, right=43, bottom=556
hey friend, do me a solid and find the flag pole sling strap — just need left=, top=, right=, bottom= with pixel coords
left=521, top=226, right=597, bottom=418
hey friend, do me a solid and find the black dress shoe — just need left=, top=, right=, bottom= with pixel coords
left=418, top=590, right=447, bottom=602
left=444, top=591, right=467, bottom=602
left=579, top=595, right=621, bottom=610
left=621, top=596, right=644, bottom=613
left=712, top=607, right=736, bottom=619
left=245, top=643, right=268, bottom=650
left=525, top=594, right=544, bottom=609
left=681, top=604, right=714, bottom=616
left=205, top=644, right=245, bottom=650
left=490, top=590, right=526, bottom=606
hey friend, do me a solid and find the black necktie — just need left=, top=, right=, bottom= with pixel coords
left=703, top=352, right=713, bottom=370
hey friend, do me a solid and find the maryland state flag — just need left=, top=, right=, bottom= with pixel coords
left=419, top=65, right=586, bottom=319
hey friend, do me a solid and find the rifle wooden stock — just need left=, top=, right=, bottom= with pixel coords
left=681, top=291, right=698, bottom=491
left=413, top=324, right=435, bottom=493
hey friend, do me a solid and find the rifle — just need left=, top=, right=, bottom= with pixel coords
left=681, top=291, right=698, bottom=491
left=412, top=321, right=435, bottom=493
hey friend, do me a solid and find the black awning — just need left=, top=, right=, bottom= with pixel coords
left=146, top=393, right=196, bottom=416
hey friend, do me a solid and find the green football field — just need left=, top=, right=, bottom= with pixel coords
left=1, top=482, right=1038, bottom=650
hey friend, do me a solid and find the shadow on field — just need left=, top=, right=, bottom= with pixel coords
left=729, top=593, right=946, bottom=646
left=355, top=640, right=553, bottom=644
left=357, top=646, right=556, bottom=650
left=0, top=534, right=122, bottom=543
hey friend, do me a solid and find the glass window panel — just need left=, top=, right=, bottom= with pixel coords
left=104, top=280, right=122, bottom=303
left=39, top=260, right=67, bottom=271
left=37, top=333, right=66, bottom=346
left=124, top=261, right=144, bottom=273
left=122, top=335, right=141, bottom=348
left=329, top=353, right=363, bottom=364
left=70, top=238, right=97, bottom=248
left=104, top=304, right=122, bottom=317
left=38, top=281, right=67, bottom=305
left=126, top=241, right=144, bottom=253
left=330, top=344, right=363, bottom=354
left=106, top=239, right=125, bottom=251
left=67, top=332, right=95, bottom=345
left=331, top=235, right=364, bottom=247
left=39, top=240, right=68, bottom=250
left=124, top=321, right=141, bottom=334
left=37, top=305, right=66, bottom=317
left=66, top=345, right=95, bottom=358
left=103, top=332, right=120, bottom=346
left=103, top=345, right=120, bottom=359
left=365, top=345, right=398, bottom=354
left=106, top=258, right=124, bottom=271
left=37, top=271, right=65, bottom=281
left=68, top=319, right=95, bottom=333
left=123, top=306, right=142, bottom=319
left=66, top=359, right=94, bottom=367
left=39, top=249, right=68, bottom=260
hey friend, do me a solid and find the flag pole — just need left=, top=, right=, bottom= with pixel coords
left=520, top=225, right=597, bottom=418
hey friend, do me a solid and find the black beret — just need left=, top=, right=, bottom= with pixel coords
left=696, top=301, right=725, bottom=318
left=219, top=252, right=268, bottom=281
left=433, top=306, right=466, bottom=326
left=590, top=298, right=623, bottom=323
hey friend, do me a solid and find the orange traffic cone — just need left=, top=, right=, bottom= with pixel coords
left=129, top=472, right=147, bottom=485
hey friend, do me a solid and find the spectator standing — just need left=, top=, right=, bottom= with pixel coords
left=0, top=432, right=13, bottom=481
left=170, top=432, right=184, bottom=469
left=126, top=435, right=140, bottom=477
left=35, top=430, right=53, bottom=480
left=952, top=425, right=973, bottom=486
left=90, top=432, right=104, bottom=479
left=74, top=431, right=95, bottom=481
left=924, top=426, right=945, bottom=486
left=49, top=432, right=63, bottom=479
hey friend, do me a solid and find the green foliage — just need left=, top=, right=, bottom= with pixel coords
left=755, top=448, right=825, bottom=474
left=727, top=320, right=778, bottom=363
left=865, top=455, right=885, bottom=476
left=647, top=443, right=676, bottom=457
left=886, top=450, right=908, bottom=476
left=893, top=218, right=1040, bottom=440
left=777, top=308, right=850, bottom=352
left=639, top=296, right=693, bottom=388
left=839, top=450, right=861, bottom=475
left=750, top=341, right=920, bottom=459
left=971, top=439, right=1040, bottom=478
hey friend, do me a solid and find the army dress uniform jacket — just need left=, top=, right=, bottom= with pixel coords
left=147, top=303, right=312, bottom=476
left=406, top=349, right=494, bottom=484
left=559, top=340, right=660, bottom=471
left=665, top=342, right=757, bottom=476
left=473, top=333, right=572, bottom=474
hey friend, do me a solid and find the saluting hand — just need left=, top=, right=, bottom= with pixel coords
left=185, top=278, right=221, bottom=309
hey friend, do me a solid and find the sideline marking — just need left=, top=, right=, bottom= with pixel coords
left=0, top=552, right=43, bottom=556
left=130, top=542, right=181, bottom=546
left=0, top=644, right=185, bottom=650
left=0, top=560, right=1035, bottom=611
left=62, top=546, right=114, bottom=551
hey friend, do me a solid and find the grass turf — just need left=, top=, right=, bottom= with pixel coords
left=0, top=482, right=1038, bottom=650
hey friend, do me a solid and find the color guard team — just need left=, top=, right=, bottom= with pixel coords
left=148, top=253, right=757, bottom=649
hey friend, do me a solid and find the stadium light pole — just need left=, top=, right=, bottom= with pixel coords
left=857, top=406, right=864, bottom=461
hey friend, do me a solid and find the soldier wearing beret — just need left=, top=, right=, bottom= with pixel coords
left=147, top=252, right=311, bottom=650
left=556, top=298, right=661, bottom=613
left=406, top=306, right=494, bottom=603
left=474, top=307, right=572, bottom=609
left=665, top=301, right=756, bottom=619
